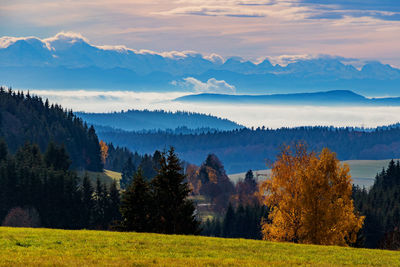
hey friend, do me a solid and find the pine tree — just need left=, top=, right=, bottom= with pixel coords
left=93, top=177, right=108, bottom=229
left=80, top=173, right=94, bottom=228
left=0, top=139, right=7, bottom=162
left=120, top=169, right=153, bottom=232
left=151, top=147, right=200, bottom=235
left=222, top=203, right=235, bottom=237
left=44, top=141, right=71, bottom=171
left=106, top=180, right=121, bottom=226
left=120, top=157, right=136, bottom=189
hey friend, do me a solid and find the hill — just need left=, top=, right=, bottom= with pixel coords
left=1, top=32, right=400, bottom=95
left=0, top=87, right=103, bottom=171
left=97, top=126, right=400, bottom=173
left=175, top=90, right=400, bottom=106
left=0, top=227, right=399, bottom=266
left=76, top=110, right=243, bottom=132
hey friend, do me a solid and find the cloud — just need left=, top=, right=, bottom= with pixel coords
left=298, top=0, right=400, bottom=21
left=181, top=77, right=236, bottom=94
left=161, top=0, right=400, bottom=22
left=156, top=6, right=267, bottom=17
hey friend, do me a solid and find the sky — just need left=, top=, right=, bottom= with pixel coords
left=1, top=0, right=400, bottom=66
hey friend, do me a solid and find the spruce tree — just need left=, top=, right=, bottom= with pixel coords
left=222, top=203, right=235, bottom=237
left=120, top=169, right=153, bottom=232
left=106, top=180, right=121, bottom=225
left=0, top=139, right=7, bottom=162
left=120, top=157, right=136, bottom=189
left=44, top=142, right=71, bottom=171
left=93, top=177, right=108, bottom=229
left=80, top=173, right=94, bottom=228
left=151, top=147, right=200, bottom=235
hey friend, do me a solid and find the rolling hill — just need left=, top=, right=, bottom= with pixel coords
left=77, top=110, right=243, bottom=132
left=175, top=90, right=400, bottom=106
left=0, top=227, right=399, bottom=266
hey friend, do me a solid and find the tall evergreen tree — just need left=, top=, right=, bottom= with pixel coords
left=120, top=157, right=136, bottom=189
left=151, top=147, right=200, bottom=235
left=106, top=180, right=121, bottom=226
left=222, top=203, right=235, bottom=237
left=120, top=169, right=153, bottom=232
left=0, top=139, right=7, bottom=162
left=92, top=177, right=108, bottom=229
left=44, top=141, right=71, bottom=171
left=80, top=173, right=94, bottom=228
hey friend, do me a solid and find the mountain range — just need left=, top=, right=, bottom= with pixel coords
left=1, top=32, right=400, bottom=96
left=175, top=90, right=400, bottom=106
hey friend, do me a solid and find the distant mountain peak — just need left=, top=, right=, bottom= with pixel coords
left=1, top=32, right=400, bottom=94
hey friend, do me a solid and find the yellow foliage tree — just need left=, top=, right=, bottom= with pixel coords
left=99, top=140, right=108, bottom=165
left=259, top=143, right=364, bottom=246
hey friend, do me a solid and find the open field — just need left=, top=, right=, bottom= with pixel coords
left=229, top=159, right=400, bottom=188
left=0, top=227, right=399, bottom=266
left=77, top=169, right=121, bottom=186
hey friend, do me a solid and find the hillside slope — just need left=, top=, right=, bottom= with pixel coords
left=0, top=227, right=399, bottom=266
left=0, top=87, right=103, bottom=171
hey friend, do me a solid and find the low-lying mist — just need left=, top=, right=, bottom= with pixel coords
left=31, top=90, right=400, bottom=129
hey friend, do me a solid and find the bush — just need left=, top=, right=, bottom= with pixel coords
left=2, top=207, right=41, bottom=228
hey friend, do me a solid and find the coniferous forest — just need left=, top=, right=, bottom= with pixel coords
left=0, top=87, right=103, bottom=171
left=97, top=125, right=400, bottom=173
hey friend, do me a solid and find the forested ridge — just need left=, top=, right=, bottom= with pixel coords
left=98, top=126, right=400, bottom=173
left=0, top=87, right=103, bottom=171
left=77, top=110, right=243, bottom=132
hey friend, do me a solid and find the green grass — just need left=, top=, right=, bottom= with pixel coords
left=229, top=159, right=400, bottom=188
left=77, top=169, right=121, bottom=187
left=0, top=227, right=399, bottom=266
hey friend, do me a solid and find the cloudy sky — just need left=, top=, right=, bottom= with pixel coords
left=1, top=0, right=400, bottom=66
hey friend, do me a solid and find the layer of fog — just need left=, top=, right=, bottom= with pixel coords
left=30, top=90, right=400, bottom=129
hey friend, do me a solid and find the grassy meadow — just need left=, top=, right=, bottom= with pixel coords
left=77, top=169, right=121, bottom=187
left=0, top=227, right=399, bottom=266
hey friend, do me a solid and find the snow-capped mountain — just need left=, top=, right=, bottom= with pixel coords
left=1, top=32, right=400, bottom=95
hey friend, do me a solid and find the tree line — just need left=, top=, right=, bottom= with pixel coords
left=0, top=141, right=200, bottom=235
left=97, top=124, right=400, bottom=173
left=0, top=141, right=119, bottom=229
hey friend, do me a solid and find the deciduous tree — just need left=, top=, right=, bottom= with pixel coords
left=260, top=144, right=364, bottom=246
left=99, top=140, right=108, bottom=164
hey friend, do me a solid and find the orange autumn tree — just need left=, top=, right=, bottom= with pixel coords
left=259, top=143, right=364, bottom=246
left=99, top=140, right=108, bottom=165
